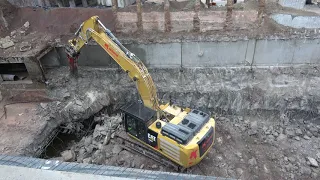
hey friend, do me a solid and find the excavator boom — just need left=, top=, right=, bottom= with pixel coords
left=66, top=16, right=159, bottom=111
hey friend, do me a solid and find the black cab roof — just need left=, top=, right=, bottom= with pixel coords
left=120, top=101, right=156, bottom=123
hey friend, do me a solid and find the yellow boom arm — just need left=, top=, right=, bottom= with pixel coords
left=66, top=16, right=160, bottom=111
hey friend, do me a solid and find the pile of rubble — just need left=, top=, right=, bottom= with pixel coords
left=55, top=110, right=320, bottom=178
left=58, top=113, right=163, bottom=171
left=0, top=21, right=31, bottom=51
left=212, top=113, right=320, bottom=179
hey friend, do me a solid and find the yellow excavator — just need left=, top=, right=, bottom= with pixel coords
left=65, top=16, right=215, bottom=168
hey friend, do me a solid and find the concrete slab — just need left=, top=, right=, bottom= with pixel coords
left=271, top=13, right=320, bottom=29
left=279, top=0, right=306, bottom=9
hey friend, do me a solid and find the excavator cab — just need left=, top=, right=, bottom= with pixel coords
left=121, top=102, right=157, bottom=143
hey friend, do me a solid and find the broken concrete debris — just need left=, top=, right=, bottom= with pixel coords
left=20, top=30, right=26, bottom=36
left=61, top=150, right=75, bottom=162
left=296, top=129, right=303, bottom=136
left=10, top=30, right=16, bottom=36
left=248, top=157, right=257, bottom=166
left=40, top=103, right=47, bottom=109
left=0, top=36, right=14, bottom=49
left=83, top=157, right=92, bottom=164
left=307, top=157, right=319, bottom=168
left=58, top=115, right=124, bottom=163
left=277, top=133, right=287, bottom=141
left=112, top=144, right=122, bottom=155
left=50, top=112, right=163, bottom=171
left=19, top=42, right=32, bottom=52
left=23, top=21, right=30, bottom=28
left=303, top=135, right=311, bottom=140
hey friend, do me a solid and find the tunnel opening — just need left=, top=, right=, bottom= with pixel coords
left=0, top=63, right=29, bottom=82
left=40, top=104, right=119, bottom=159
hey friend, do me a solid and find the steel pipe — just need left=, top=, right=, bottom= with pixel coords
left=1, top=74, right=19, bottom=81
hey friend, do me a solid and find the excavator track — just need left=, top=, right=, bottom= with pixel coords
left=115, top=131, right=185, bottom=172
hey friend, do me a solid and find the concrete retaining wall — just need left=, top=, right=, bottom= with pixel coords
left=44, top=38, right=320, bottom=68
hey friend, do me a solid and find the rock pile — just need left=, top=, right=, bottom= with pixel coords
left=71, top=114, right=123, bottom=164
left=58, top=114, right=162, bottom=171
left=236, top=115, right=320, bottom=179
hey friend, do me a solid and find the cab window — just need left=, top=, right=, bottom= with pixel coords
left=126, top=115, right=137, bottom=136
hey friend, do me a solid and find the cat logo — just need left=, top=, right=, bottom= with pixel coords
left=148, top=133, right=156, bottom=142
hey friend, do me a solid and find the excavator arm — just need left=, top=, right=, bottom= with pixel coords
left=65, top=16, right=160, bottom=111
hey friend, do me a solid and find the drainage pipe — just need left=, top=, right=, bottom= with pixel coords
left=1, top=74, right=19, bottom=81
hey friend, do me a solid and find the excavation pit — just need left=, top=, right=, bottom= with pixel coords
left=2, top=36, right=320, bottom=180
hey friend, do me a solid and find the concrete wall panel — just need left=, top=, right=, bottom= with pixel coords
left=56, top=45, right=118, bottom=68
left=182, top=41, right=248, bottom=67
left=293, top=39, right=320, bottom=64
left=253, top=39, right=296, bottom=65
left=126, top=43, right=181, bottom=68
left=40, top=48, right=60, bottom=67
left=54, top=43, right=181, bottom=68
left=49, top=38, right=320, bottom=68
left=245, top=39, right=256, bottom=65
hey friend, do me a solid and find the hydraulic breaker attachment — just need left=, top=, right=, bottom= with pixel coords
left=65, top=44, right=79, bottom=76
left=67, top=54, right=78, bottom=76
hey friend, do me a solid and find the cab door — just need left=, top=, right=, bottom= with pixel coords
left=124, top=114, right=147, bottom=143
